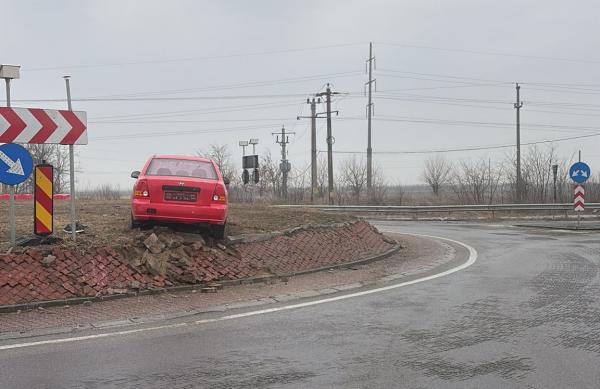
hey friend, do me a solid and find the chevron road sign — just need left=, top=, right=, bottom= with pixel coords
left=0, top=107, right=87, bottom=145
left=574, top=184, right=585, bottom=212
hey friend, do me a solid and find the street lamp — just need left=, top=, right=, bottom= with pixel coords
left=1, top=64, right=21, bottom=247
left=239, top=140, right=249, bottom=156
left=249, top=138, right=259, bottom=155
left=0, top=65, right=20, bottom=107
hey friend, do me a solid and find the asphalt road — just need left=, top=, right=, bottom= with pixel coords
left=2, top=221, right=600, bottom=388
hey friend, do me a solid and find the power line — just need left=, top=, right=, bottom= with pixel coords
left=77, top=71, right=364, bottom=99
left=378, top=67, right=600, bottom=89
left=375, top=95, right=600, bottom=118
left=376, top=93, right=600, bottom=112
left=92, top=123, right=287, bottom=141
left=336, top=115, right=600, bottom=133
left=90, top=118, right=293, bottom=125
left=90, top=100, right=303, bottom=120
left=378, top=42, right=600, bottom=65
left=6, top=93, right=315, bottom=103
left=324, top=133, right=600, bottom=155
left=24, top=43, right=365, bottom=71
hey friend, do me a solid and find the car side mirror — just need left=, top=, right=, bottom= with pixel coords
left=131, top=171, right=140, bottom=179
left=223, top=177, right=230, bottom=186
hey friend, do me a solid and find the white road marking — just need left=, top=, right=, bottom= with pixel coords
left=0, top=233, right=477, bottom=351
left=0, top=323, right=189, bottom=351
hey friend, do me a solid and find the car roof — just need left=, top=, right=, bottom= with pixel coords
left=151, top=155, right=213, bottom=163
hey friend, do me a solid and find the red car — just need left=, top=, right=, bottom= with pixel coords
left=130, top=155, right=229, bottom=238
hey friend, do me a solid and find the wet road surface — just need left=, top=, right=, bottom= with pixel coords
left=1, top=221, right=599, bottom=388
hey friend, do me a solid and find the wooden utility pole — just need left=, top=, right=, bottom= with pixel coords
left=297, top=98, right=320, bottom=202
left=316, top=84, right=340, bottom=205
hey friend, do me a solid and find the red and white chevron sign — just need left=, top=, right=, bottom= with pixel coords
left=0, top=107, right=87, bottom=145
left=574, top=184, right=585, bottom=211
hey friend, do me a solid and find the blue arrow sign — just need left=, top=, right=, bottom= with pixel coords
left=0, top=143, right=33, bottom=186
left=569, top=161, right=591, bottom=184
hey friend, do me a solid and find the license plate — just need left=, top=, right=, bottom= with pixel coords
left=164, top=191, right=197, bottom=202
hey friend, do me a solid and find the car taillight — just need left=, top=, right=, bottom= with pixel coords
left=212, top=184, right=227, bottom=203
left=134, top=179, right=150, bottom=198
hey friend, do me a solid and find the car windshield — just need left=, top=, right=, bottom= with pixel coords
left=146, top=158, right=217, bottom=179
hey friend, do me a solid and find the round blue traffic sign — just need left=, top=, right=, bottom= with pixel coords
left=0, top=143, right=33, bottom=186
left=569, top=161, right=591, bottom=184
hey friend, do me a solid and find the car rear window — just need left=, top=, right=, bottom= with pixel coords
left=146, top=158, right=218, bottom=179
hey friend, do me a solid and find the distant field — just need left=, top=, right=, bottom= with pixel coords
left=0, top=199, right=355, bottom=249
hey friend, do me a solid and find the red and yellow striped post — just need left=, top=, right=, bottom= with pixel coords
left=34, top=164, right=54, bottom=236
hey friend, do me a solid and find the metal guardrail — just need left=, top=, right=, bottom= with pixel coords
left=278, top=203, right=600, bottom=213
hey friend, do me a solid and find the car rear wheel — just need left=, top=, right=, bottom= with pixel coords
left=130, top=214, right=141, bottom=229
left=211, top=223, right=226, bottom=240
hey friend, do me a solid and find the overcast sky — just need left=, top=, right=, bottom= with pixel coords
left=3, top=0, right=600, bottom=189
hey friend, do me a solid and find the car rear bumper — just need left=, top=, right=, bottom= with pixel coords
left=132, top=199, right=227, bottom=225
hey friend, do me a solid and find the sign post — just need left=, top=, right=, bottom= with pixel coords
left=574, top=184, right=585, bottom=229
left=1, top=64, right=21, bottom=246
left=64, top=76, right=77, bottom=241
left=569, top=160, right=591, bottom=229
left=0, top=68, right=87, bottom=246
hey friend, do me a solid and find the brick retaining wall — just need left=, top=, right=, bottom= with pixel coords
left=0, top=221, right=394, bottom=307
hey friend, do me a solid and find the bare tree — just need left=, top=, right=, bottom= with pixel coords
left=287, top=164, right=310, bottom=204
left=522, top=145, right=559, bottom=203
left=422, top=156, right=452, bottom=196
left=258, top=150, right=281, bottom=199
left=452, top=158, right=503, bottom=205
left=339, top=156, right=367, bottom=202
left=198, top=144, right=236, bottom=181
left=369, top=163, right=387, bottom=205
left=388, top=179, right=406, bottom=205
left=14, top=145, right=70, bottom=194
left=502, top=145, right=564, bottom=203
left=316, top=154, right=328, bottom=200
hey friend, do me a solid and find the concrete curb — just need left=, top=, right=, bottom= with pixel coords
left=0, top=240, right=401, bottom=314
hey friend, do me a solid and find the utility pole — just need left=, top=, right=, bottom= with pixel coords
left=514, top=83, right=523, bottom=203
left=273, top=126, right=294, bottom=199
left=316, top=84, right=340, bottom=205
left=365, top=42, right=376, bottom=192
left=297, top=97, right=321, bottom=203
